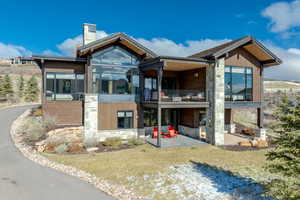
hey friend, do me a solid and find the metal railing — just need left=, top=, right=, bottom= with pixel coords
left=144, top=89, right=206, bottom=102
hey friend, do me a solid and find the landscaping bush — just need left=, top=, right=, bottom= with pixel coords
left=43, top=115, right=57, bottom=131
left=22, top=117, right=46, bottom=144
left=127, top=137, right=144, bottom=147
left=54, top=143, right=69, bottom=154
left=32, top=108, right=43, bottom=117
left=102, top=137, right=122, bottom=148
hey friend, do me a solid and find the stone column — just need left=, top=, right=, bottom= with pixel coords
left=205, top=64, right=214, bottom=143
left=84, top=94, right=98, bottom=147
left=206, top=58, right=225, bottom=145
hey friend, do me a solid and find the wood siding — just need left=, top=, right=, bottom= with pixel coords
left=44, top=61, right=85, bottom=74
left=225, top=48, right=262, bottom=102
left=98, top=102, right=142, bottom=130
left=179, top=68, right=206, bottom=90
left=43, top=101, right=83, bottom=125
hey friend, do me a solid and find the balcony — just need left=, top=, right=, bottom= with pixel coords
left=143, top=89, right=208, bottom=108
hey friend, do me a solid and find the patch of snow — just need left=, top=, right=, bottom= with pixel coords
left=127, top=164, right=272, bottom=200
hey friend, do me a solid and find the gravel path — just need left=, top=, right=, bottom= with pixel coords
left=0, top=106, right=114, bottom=200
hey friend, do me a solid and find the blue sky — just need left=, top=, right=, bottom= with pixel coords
left=1, top=0, right=300, bottom=80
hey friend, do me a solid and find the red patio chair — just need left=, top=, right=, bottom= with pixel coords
left=152, top=127, right=158, bottom=138
left=166, top=126, right=178, bottom=138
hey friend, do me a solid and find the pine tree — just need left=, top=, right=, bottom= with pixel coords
left=0, top=76, right=5, bottom=98
left=25, top=76, right=39, bottom=102
left=18, top=75, right=25, bottom=98
left=265, top=96, right=300, bottom=200
left=3, top=74, right=14, bottom=98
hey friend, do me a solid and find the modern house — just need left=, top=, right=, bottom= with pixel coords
left=32, top=23, right=281, bottom=146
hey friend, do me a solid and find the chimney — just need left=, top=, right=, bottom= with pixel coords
left=83, top=23, right=97, bottom=46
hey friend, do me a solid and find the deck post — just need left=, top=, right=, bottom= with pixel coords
left=157, top=66, right=163, bottom=147
left=258, top=66, right=266, bottom=140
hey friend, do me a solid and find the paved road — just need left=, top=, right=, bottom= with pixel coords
left=0, top=106, right=114, bottom=200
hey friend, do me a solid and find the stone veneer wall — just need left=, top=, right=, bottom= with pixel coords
left=206, top=59, right=225, bottom=145
left=95, top=129, right=144, bottom=142
left=84, top=94, right=98, bottom=146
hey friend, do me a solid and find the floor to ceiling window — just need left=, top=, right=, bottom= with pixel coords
left=46, top=73, right=84, bottom=101
left=91, top=46, right=140, bottom=101
left=225, top=66, right=253, bottom=101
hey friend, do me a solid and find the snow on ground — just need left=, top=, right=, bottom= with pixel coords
left=127, top=164, right=271, bottom=200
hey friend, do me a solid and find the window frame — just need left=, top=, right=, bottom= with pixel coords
left=117, top=110, right=134, bottom=129
left=225, top=66, right=253, bottom=101
left=45, top=72, right=85, bottom=101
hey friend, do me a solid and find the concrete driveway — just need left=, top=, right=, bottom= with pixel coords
left=0, top=106, right=114, bottom=200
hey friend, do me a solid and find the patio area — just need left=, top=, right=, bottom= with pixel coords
left=146, top=134, right=208, bottom=148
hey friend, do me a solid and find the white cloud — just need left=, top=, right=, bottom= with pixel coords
left=57, top=31, right=108, bottom=56
left=42, top=49, right=62, bottom=57
left=136, top=38, right=230, bottom=57
left=0, top=42, right=32, bottom=58
left=264, top=43, right=300, bottom=81
left=262, top=0, right=300, bottom=32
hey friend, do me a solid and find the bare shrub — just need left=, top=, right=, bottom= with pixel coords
left=43, top=115, right=57, bottom=132
left=102, top=137, right=122, bottom=148
left=127, top=137, right=144, bottom=147
left=22, top=117, right=46, bottom=144
left=54, top=143, right=69, bottom=154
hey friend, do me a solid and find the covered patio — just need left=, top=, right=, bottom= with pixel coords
left=146, top=134, right=207, bottom=148
left=139, top=56, right=211, bottom=147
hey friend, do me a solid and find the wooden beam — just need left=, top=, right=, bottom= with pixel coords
left=140, top=61, right=164, bottom=71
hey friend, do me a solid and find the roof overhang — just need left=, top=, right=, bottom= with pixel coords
left=212, top=36, right=282, bottom=67
left=140, top=56, right=211, bottom=71
left=77, top=32, right=157, bottom=58
left=32, top=55, right=87, bottom=63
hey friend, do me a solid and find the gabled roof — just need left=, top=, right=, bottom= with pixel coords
left=77, top=32, right=157, bottom=58
left=189, top=35, right=282, bottom=67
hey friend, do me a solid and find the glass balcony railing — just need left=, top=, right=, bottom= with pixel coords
left=143, top=89, right=206, bottom=102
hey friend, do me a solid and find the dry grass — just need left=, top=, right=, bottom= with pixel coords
left=44, top=144, right=271, bottom=199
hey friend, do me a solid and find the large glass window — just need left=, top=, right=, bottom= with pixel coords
left=92, top=46, right=139, bottom=66
left=92, top=67, right=139, bottom=95
left=117, top=111, right=133, bottom=129
left=144, top=108, right=157, bottom=127
left=144, top=77, right=157, bottom=101
left=46, top=73, right=84, bottom=101
left=92, top=45, right=140, bottom=99
left=225, top=66, right=253, bottom=101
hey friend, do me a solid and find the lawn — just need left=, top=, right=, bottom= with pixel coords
left=44, top=144, right=272, bottom=199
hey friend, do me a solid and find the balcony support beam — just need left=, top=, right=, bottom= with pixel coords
left=157, top=66, right=163, bottom=148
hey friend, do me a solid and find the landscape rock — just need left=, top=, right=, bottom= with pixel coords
left=87, top=147, right=99, bottom=152
left=239, top=141, right=252, bottom=147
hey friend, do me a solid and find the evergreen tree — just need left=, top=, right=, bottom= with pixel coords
left=3, top=74, right=13, bottom=97
left=18, top=75, right=25, bottom=98
left=25, top=76, right=39, bottom=102
left=265, top=96, right=300, bottom=200
left=0, top=76, right=4, bottom=98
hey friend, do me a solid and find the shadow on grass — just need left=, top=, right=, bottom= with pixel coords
left=189, top=160, right=273, bottom=200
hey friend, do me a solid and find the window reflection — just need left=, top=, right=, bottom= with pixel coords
left=92, top=46, right=139, bottom=66
left=224, top=66, right=253, bottom=101
left=91, top=46, right=140, bottom=97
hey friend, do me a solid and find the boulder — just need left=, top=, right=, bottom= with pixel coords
left=68, top=143, right=85, bottom=153
left=238, top=141, right=252, bottom=147
left=256, top=139, right=268, bottom=147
